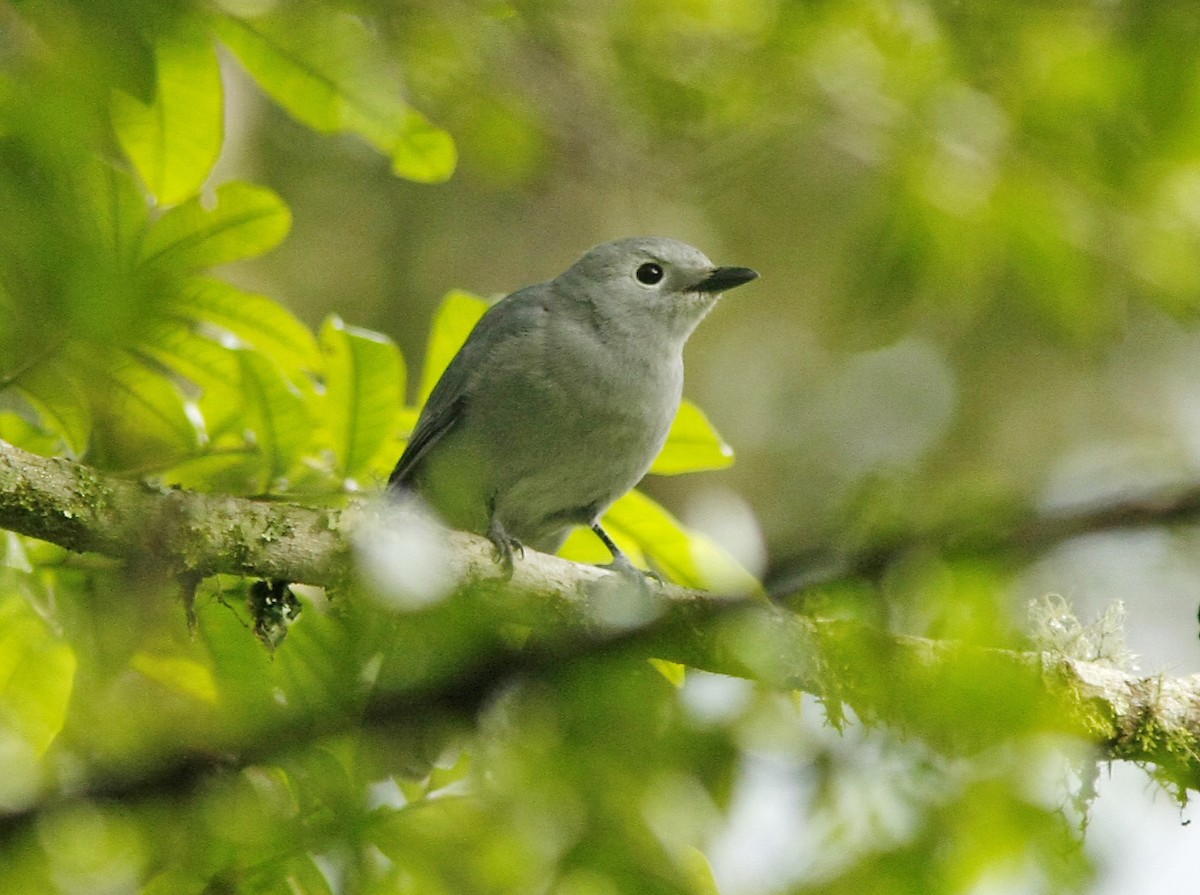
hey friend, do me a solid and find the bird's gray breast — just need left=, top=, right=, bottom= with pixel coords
left=469, top=307, right=683, bottom=549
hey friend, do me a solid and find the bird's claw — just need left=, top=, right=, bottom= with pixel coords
left=487, top=518, right=524, bottom=576
left=598, top=551, right=663, bottom=585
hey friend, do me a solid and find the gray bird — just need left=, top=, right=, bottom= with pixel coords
left=388, top=236, right=758, bottom=574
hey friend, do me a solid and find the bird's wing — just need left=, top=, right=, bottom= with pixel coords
left=387, top=285, right=548, bottom=489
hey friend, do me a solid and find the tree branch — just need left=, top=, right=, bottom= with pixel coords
left=0, top=438, right=349, bottom=585
left=765, top=485, right=1200, bottom=597
left=2, top=436, right=1200, bottom=802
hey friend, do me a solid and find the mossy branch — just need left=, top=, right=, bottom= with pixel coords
left=2, top=437, right=1200, bottom=795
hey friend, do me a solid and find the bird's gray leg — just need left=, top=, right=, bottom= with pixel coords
left=486, top=514, right=524, bottom=574
left=591, top=523, right=663, bottom=583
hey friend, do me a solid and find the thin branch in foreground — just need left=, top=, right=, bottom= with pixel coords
left=0, top=590, right=1196, bottom=840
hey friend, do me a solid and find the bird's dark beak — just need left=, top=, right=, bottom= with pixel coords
left=693, top=266, right=759, bottom=293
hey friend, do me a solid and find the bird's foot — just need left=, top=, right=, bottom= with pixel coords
left=487, top=517, right=524, bottom=576
left=591, top=523, right=663, bottom=585
left=597, top=552, right=664, bottom=585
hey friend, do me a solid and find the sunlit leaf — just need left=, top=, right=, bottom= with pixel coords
left=12, top=359, right=92, bottom=457
left=157, top=451, right=263, bottom=495
left=166, top=278, right=322, bottom=383
left=651, top=399, right=735, bottom=475
left=129, top=652, right=219, bottom=704
left=319, top=315, right=404, bottom=484
left=76, top=349, right=199, bottom=470
left=649, top=658, right=686, bottom=687
left=0, top=588, right=76, bottom=756
left=139, top=181, right=291, bottom=273
left=603, top=489, right=759, bottom=593
left=0, top=412, right=62, bottom=457
left=135, top=316, right=244, bottom=438
left=111, top=18, right=223, bottom=206
left=418, top=290, right=488, bottom=406
left=238, top=349, right=312, bottom=490
left=83, top=160, right=149, bottom=265
left=212, top=9, right=457, bottom=183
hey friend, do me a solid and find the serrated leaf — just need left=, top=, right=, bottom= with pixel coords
left=419, top=290, right=488, bottom=405
left=168, top=278, right=322, bottom=379
left=0, top=588, right=76, bottom=755
left=213, top=9, right=456, bottom=183
left=651, top=399, right=735, bottom=475
left=139, top=181, right=291, bottom=273
left=319, top=315, right=404, bottom=484
left=13, top=359, right=92, bottom=457
left=238, top=349, right=312, bottom=490
left=112, top=18, right=223, bottom=206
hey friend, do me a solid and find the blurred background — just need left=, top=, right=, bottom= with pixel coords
left=6, top=0, right=1200, bottom=890
left=210, top=4, right=1200, bottom=885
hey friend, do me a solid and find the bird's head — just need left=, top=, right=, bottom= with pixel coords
left=559, top=236, right=758, bottom=345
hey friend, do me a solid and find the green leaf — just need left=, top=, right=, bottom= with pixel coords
left=134, top=316, right=246, bottom=438
left=156, top=451, right=263, bottom=495
left=129, top=652, right=218, bottom=704
left=319, top=315, right=404, bottom=484
left=237, top=349, right=312, bottom=490
left=212, top=9, right=457, bottom=183
left=139, top=181, right=291, bottom=273
left=79, top=349, right=200, bottom=470
left=84, top=160, right=150, bottom=265
left=0, top=412, right=63, bottom=457
left=165, top=278, right=322, bottom=384
left=650, top=399, right=735, bottom=475
left=13, top=359, right=92, bottom=457
left=111, top=18, right=223, bottom=206
left=419, top=290, right=488, bottom=406
left=0, top=587, right=76, bottom=756
left=602, top=490, right=760, bottom=594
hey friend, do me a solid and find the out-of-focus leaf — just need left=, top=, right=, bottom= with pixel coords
left=111, top=18, right=223, bottom=206
left=0, top=588, right=76, bottom=756
left=196, top=580, right=355, bottom=722
left=0, top=412, right=61, bottom=457
left=651, top=399, right=735, bottom=475
left=418, top=290, right=487, bottom=405
left=129, top=652, right=218, bottom=704
left=135, top=317, right=244, bottom=438
left=680, top=846, right=721, bottom=895
left=156, top=450, right=266, bottom=495
left=212, top=9, right=457, bottom=183
left=603, top=490, right=760, bottom=594
left=649, top=658, right=686, bottom=687
left=142, top=869, right=210, bottom=895
left=139, top=181, right=291, bottom=273
left=165, top=278, right=322, bottom=383
left=238, top=349, right=312, bottom=490
left=80, top=349, right=199, bottom=470
left=319, top=315, right=404, bottom=484
left=13, top=359, right=92, bottom=457
left=274, top=854, right=335, bottom=895
left=84, top=160, right=149, bottom=265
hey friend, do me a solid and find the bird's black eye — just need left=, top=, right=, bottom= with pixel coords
left=635, top=262, right=664, bottom=285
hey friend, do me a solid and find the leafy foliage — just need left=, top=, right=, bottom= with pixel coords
left=0, top=1, right=1178, bottom=893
